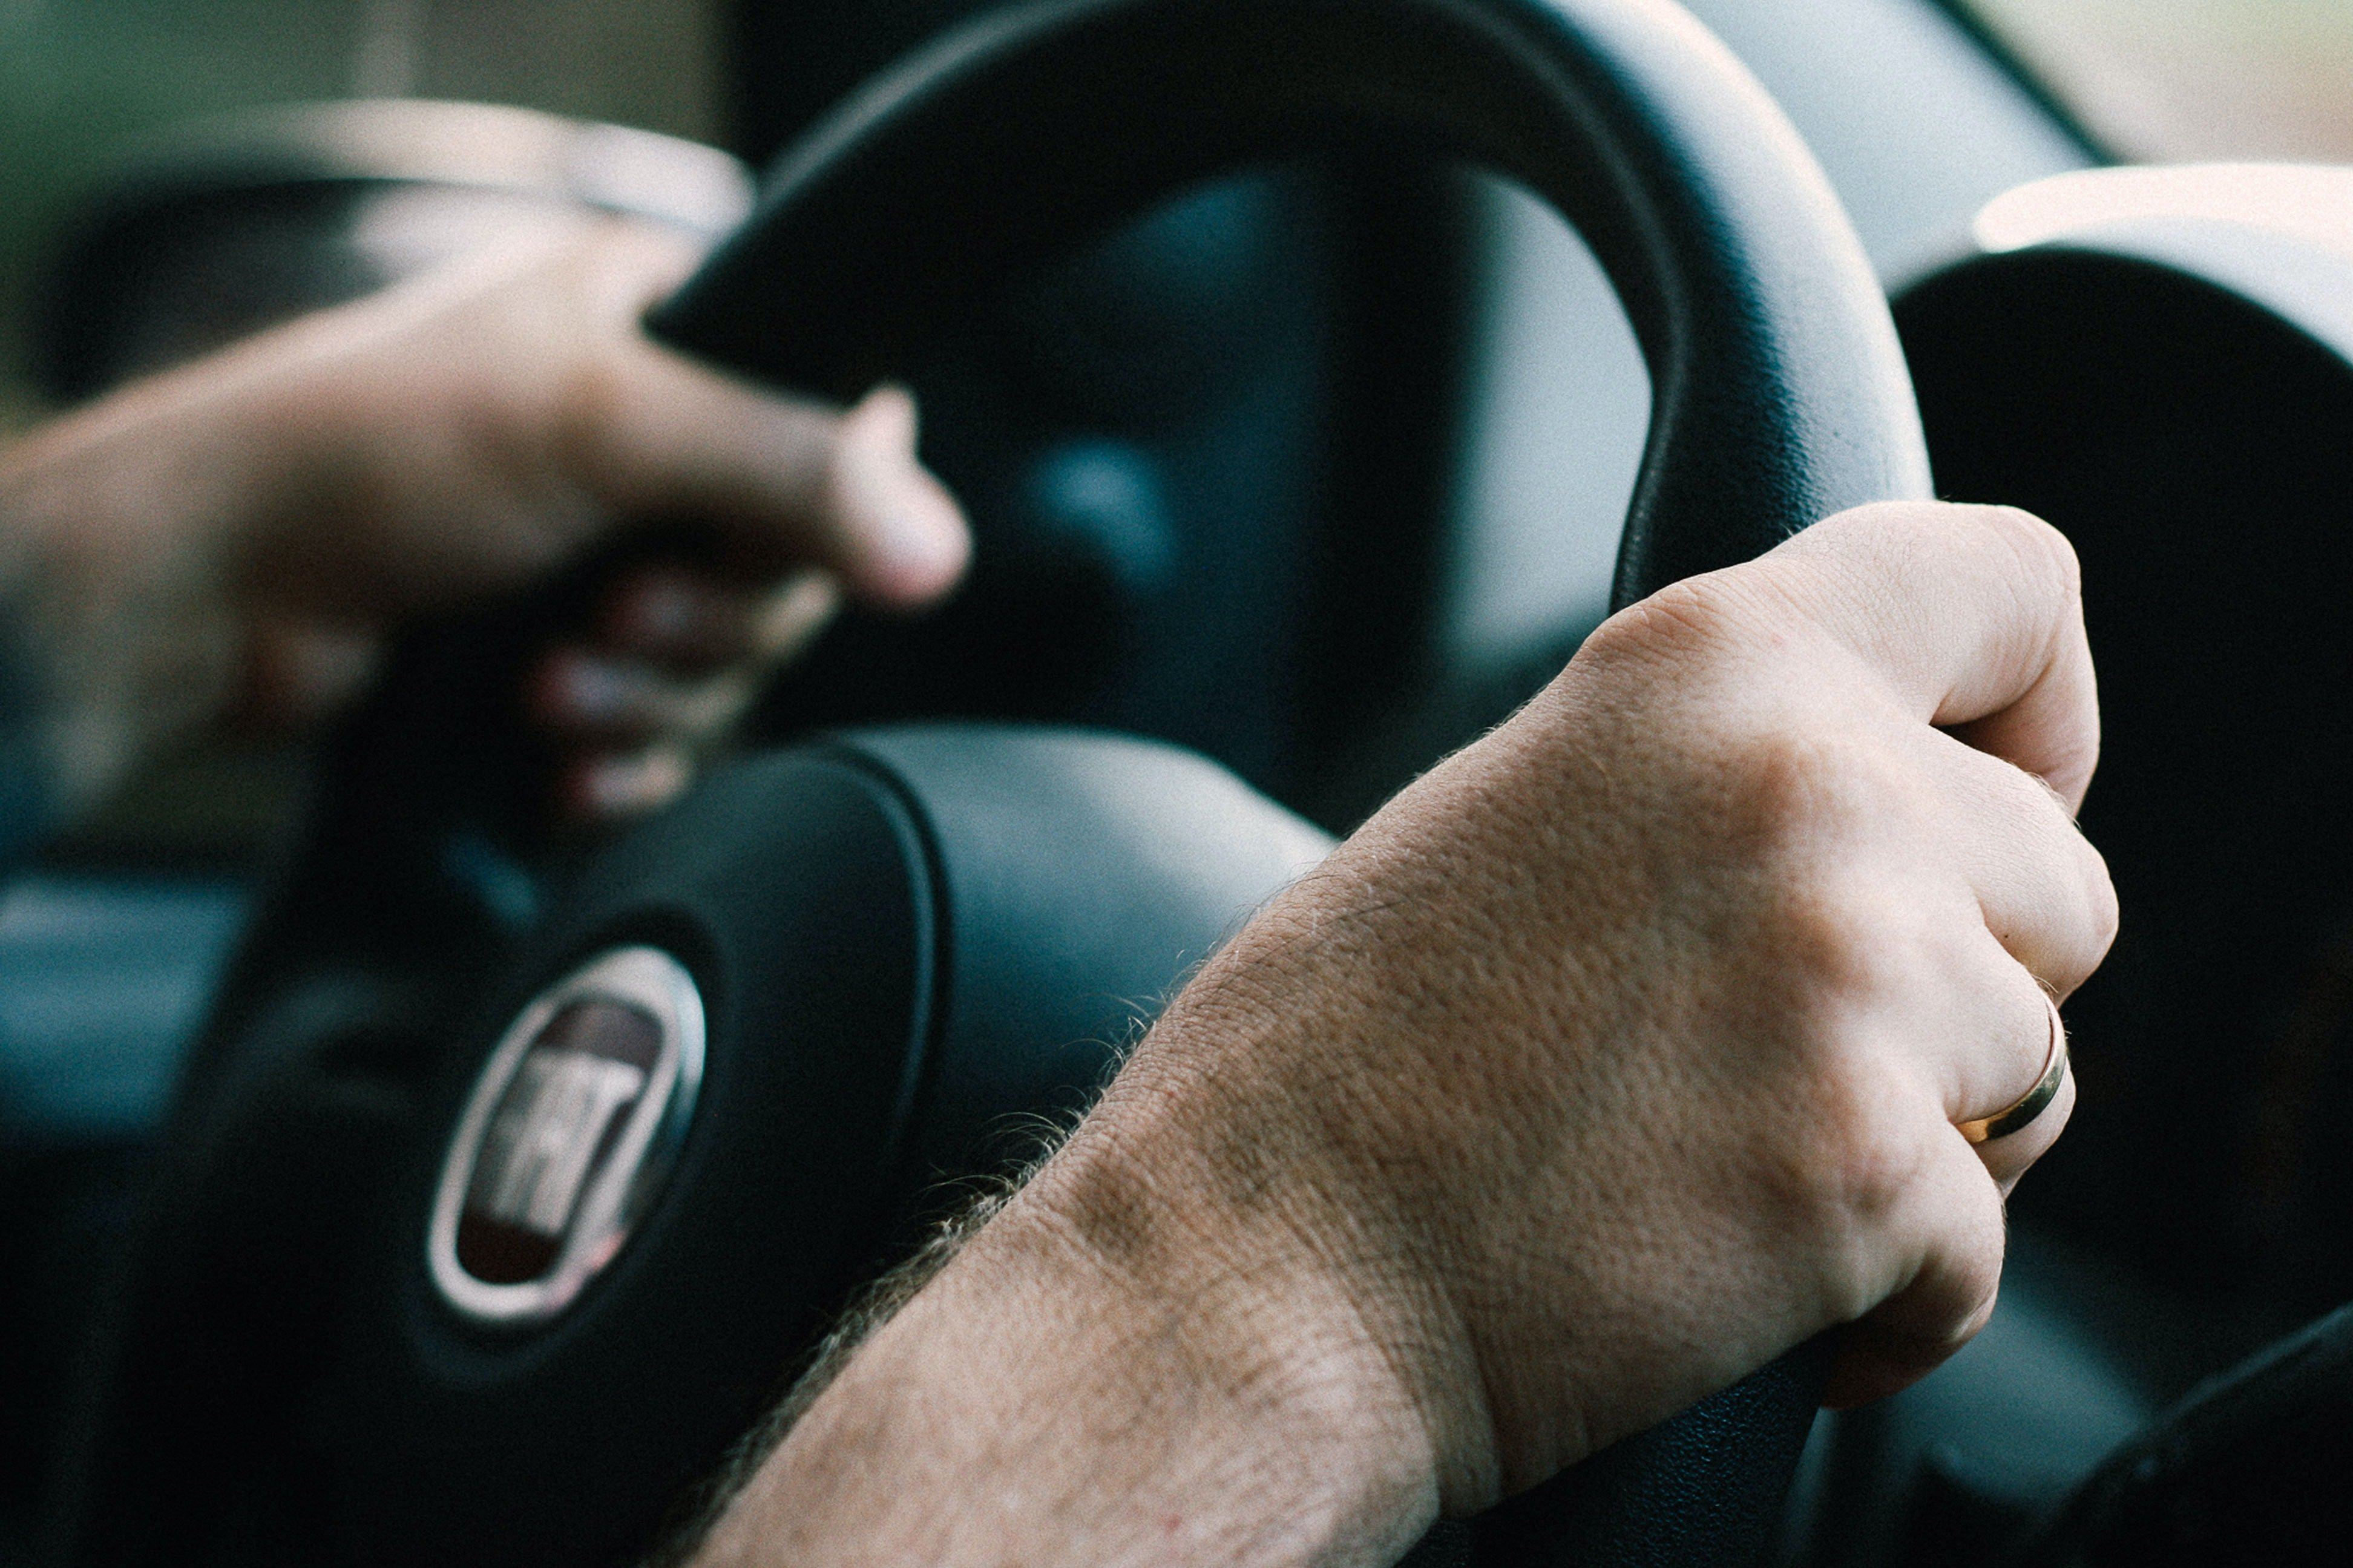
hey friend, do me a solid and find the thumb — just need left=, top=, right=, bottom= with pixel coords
left=822, top=385, right=971, bottom=606
left=579, top=227, right=970, bottom=604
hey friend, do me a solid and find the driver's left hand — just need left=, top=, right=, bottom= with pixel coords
left=0, top=217, right=969, bottom=828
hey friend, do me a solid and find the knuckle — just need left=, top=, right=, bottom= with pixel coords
left=1984, top=758, right=2121, bottom=985
left=1750, top=870, right=1943, bottom=1072
left=1586, top=571, right=1771, bottom=671
left=1720, top=879, right=1949, bottom=1229
left=1718, top=890, right=1935, bottom=1213
left=1776, top=871, right=1903, bottom=991
left=2086, top=845, right=2121, bottom=955
left=1762, top=1047, right=1926, bottom=1230
left=1971, top=503, right=2082, bottom=603
left=1716, top=724, right=1918, bottom=869
left=1819, top=1112, right=1927, bottom=1227
left=2074, top=838, right=2122, bottom=980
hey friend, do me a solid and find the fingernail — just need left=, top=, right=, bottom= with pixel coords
left=574, top=745, right=692, bottom=820
left=750, top=570, right=841, bottom=661
left=539, top=651, right=651, bottom=723
left=843, top=390, right=970, bottom=600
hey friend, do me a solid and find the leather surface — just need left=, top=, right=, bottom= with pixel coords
left=835, top=724, right=1333, bottom=1198
left=1472, top=1332, right=1836, bottom=1564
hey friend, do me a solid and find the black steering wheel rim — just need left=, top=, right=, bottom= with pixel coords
left=652, top=0, right=1930, bottom=608
left=50, top=4, right=1929, bottom=1566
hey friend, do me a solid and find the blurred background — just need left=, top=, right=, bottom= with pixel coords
left=1975, top=0, right=2353, bottom=163
left=0, top=0, right=721, bottom=435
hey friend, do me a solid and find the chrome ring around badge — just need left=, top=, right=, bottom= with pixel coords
left=427, top=945, right=706, bottom=1327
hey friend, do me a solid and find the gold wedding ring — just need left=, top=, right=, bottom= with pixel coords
left=1959, top=1004, right=2069, bottom=1144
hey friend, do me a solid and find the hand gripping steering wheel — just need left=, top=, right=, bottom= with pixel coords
left=45, top=2, right=1929, bottom=1566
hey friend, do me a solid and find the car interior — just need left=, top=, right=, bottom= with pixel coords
left=4, top=1, right=2352, bottom=1564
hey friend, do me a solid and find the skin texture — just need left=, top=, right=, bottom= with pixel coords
left=691, top=500, right=2114, bottom=1568
left=0, top=216, right=968, bottom=824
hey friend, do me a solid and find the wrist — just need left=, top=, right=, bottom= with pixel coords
left=1029, top=1103, right=1446, bottom=1534
left=700, top=1092, right=1440, bottom=1567
left=1058, top=952, right=1511, bottom=1515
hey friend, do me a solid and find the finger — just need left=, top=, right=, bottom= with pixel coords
left=238, top=617, right=384, bottom=728
left=585, top=271, right=970, bottom=606
left=1757, top=502, right=2100, bottom=810
left=601, top=563, right=842, bottom=678
left=824, top=385, right=970, bottom=606
left=1864, top=906, right=2068, bottom=1173
left=599, top=565, right=765, bottom=673
left=1823, top=1120, right=2007, bottom=1408
left=1981, top=1048, right=2074, bottom=1195
left=1923, top=950, right=2073, bottom=1175
left=529, top=647, right=758, bottom=744
left=747, top=569, right=843, bottom=662
left=562, top=742, right=694, bottom=823
left=1916, top=727, right=2118, bottom=999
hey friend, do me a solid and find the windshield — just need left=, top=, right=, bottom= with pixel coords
left=1964, top=0, right=2353, bottom=162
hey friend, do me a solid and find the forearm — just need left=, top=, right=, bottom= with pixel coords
left=0, top=240, right=525, bottom=816
left=691, top=1097, right=1440, bottom=1568
left=0, top=354, right=286, bottom=821
left=0, top=225, right=627, bottom=825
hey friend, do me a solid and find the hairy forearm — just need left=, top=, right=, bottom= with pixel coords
left=687, top=1089, right=1442, bottom=1568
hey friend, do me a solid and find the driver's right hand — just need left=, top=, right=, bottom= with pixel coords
left=0, top=217, right=970, bottom=833
left=691, top=499, right=2116, bottom=1567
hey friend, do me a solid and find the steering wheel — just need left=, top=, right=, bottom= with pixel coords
left=43, top=2, right=1928, bottom=1565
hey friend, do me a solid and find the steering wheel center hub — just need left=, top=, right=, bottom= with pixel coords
left=426, top=945, right=706, bottom=1327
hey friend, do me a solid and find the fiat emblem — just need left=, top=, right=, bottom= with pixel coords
left=427, top=945, right=704, bottom=1325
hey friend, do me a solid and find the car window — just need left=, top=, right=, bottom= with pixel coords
left=0, top=0, right=721, bottom=433
left=1963, top=0, right=2353, bottom=162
